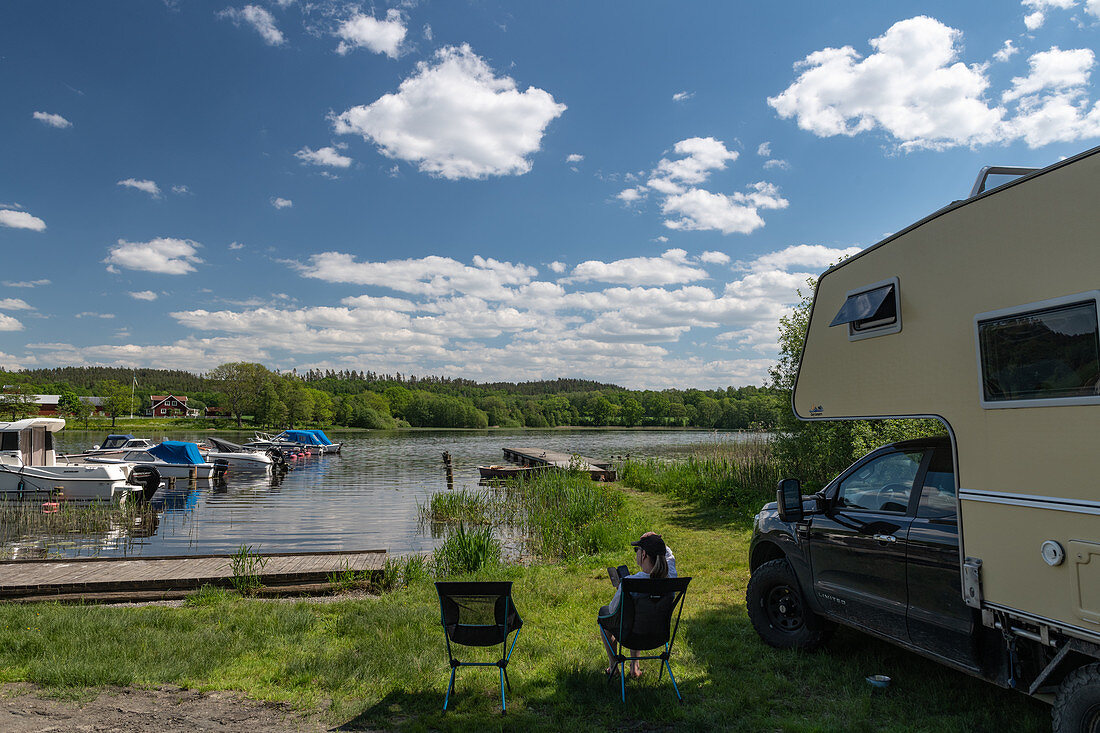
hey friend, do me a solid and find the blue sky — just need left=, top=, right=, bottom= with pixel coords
left=3, top=1, right=1100, bottom=389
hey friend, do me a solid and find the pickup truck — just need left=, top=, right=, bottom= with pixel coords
left=747, top=436, right=1100, bottom=732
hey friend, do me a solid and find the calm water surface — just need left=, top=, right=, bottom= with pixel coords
left=14, top=429, right=752, bottom=559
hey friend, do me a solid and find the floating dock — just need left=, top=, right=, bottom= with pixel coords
left=0, top=549, right=386, bottom=603
left=500, top=447, right=616, bottom=481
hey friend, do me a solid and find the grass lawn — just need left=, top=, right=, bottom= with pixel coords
left=0, top=487, right=1050, bottom=731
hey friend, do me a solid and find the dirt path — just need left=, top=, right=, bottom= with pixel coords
left=1, top=683, right=334, bottom=733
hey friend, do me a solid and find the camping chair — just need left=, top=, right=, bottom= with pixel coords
left=598, top=576, right=691, bottom=703
left=435, top=581, right=523, bottom=712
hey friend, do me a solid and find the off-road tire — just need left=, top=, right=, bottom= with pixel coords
left=1054, top=663, right=1100, bottom=733
left=746, top=558, right=834, bottom=651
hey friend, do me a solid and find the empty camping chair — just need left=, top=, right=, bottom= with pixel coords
left=435, top=581, right=523, bottom=712
left=598, top=576, right=691, bottom=703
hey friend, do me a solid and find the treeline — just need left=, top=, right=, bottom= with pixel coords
left=1, top=363, right=783, bottom=431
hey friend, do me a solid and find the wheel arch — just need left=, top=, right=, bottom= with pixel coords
left=750, top=539, right=786, bottom=572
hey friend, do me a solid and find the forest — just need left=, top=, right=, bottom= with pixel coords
left=0, top=364, right=783, bottom=431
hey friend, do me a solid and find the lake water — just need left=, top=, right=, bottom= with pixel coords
left=8, top=429, right=752, bottom=559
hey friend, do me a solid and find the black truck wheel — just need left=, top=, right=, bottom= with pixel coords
left=1054, top=663, right=1100, bottom=733
left=747, top=558, right=834, bottom=651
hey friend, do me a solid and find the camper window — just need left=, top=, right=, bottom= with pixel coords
left=976, top=294, right=1100, bottom=408
left=0, top=432, right=16, bottom=452
left=830, top=277, right=901, bottom=341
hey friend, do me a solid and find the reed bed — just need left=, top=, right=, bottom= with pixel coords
left=0, top=500, right=158, bottom=559
left=418, top=468, right=638, bottom=568
left=618, top=435, right=780, bottom=514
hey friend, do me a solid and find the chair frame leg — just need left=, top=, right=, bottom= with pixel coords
left=443, top=667, right=456, bottom=711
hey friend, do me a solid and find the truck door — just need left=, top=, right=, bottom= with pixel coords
left=905, top=445, right=980, bottom=669
left=807, top=447, right=927, bottom=640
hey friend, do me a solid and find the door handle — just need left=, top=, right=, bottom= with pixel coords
left=872, top=534, right=897, bottom=543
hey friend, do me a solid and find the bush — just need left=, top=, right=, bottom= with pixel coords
left=433, top=524, right=500, bottom=576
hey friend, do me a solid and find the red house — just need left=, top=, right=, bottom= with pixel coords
left=149, top=395, right=190, bottom=417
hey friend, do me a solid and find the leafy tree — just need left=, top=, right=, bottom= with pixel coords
left=208, top=362, right=270, bottom=428
left=0, top=384, right=38, bottom=421
left=254, top=382, right=287, bottom=428
left=620, top=398, right=644, bottom=427
left=71, top=397, right=94, bottom=428
left=96, top=380, right=132, bottom=427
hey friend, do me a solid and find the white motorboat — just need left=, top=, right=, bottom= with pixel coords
left=245, top=429, right=341, bottom=454
left=0, top=418, right=159, bottom=502
left=84, top=434, right=158, bottom=455
left=77, top=440, right=228, bottom=480
left=200, top=437, right=279, bottom=471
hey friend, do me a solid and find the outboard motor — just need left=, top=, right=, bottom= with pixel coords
left=267, top=448, right=289, bottom=472
left=212, top=458, right=230, bottom=482
left=128, top=465, right=161, bottom=502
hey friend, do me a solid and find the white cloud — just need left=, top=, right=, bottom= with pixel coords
left=757, top=142, right=772, bottom=157
left=130, top=291, right=158, bottom=301
left=335, top=10, right=406, bottom=58
left=117, top=178, right=161, bottom=198
left=33, top=111, right=71, bottom=128
left=994, top=40, right=1020, bottom=63
left=565, top=249, right=709, bottom=286
left=0, top=315, right=23, bottom=332
left=1022, top=0, right=1077, bottom=29
left=229, top=242, right=245, bottom=250
left=662, top=182, right=788, bottom=235
left=220, top=5, right=285, bottom=46
left=332, top=44, right=566, bottom=180
left=771, top=15, right=1100, bottom=151
left=672, top=91, right=694, bottom=102
left=295, top=252, right=538, bottom=298
left=75, top=312, right=115, bottom=319
left=617, top=187, right=646, bottom=204
left=172, top=184, right=191, bottom=195
left=1003, top=47, right=1094, bottom=102
left=0, top=209, right=46, bottom=231
left=746, top=243, right=862, bottom=272
left=1088, top=0, right=1100, bottom=18
left=0, top=298, right=33, bottom=310
left=104, top=237, right=203, bottom=275
left=566, top=153, right=584, bottom=163
left=3, top=279, right=50, bottom=287
left=700, top=251, right=730, bottom=264
left=548, top=261, right=567, bottom=273
left=271, top=197, right=293, bottom=209
left=295, top=145, right=353, bottom=168
left=769, top=16, right=1004, bottom=151
left=653, top=137, right=738, bottom=185
left=763, top=158, right=791, bottom=170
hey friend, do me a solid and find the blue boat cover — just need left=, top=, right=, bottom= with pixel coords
left=149, top=440, right=206, bottom=465
left=307, top=429, right=334, bottom=445
left=277, top=430, right=325, bottom=446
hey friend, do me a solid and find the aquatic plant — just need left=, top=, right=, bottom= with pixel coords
left=432, top=524, right=500, bottom=577
left=229, top=544, right=268, bottom=596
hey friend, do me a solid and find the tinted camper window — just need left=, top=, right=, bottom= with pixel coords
left=830, top=277, right=901, bottom=341
left=978, top=299, right=1100, bottom=405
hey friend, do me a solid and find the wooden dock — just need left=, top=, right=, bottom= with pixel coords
left=500, top=447, right=616, bottom=481
left=0, top=549, right=386, bottom=603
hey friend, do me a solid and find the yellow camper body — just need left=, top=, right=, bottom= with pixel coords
left=793, top=146, right=1100, bottom=645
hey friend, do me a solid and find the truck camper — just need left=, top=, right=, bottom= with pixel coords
left=747, top=146, right=1100, bottom=731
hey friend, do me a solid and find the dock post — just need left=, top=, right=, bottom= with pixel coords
left=442, top=451, right=454, bottom=490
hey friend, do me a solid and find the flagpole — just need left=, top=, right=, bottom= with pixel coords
left=130, top=373, right=136, bottom=420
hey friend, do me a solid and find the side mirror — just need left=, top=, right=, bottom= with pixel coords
left=776, top=478, right=804, bottom=523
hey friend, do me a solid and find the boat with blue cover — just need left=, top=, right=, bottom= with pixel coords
left=79, top=440, right=228, bottom=480
left=245, top=429, right=341, bottom=454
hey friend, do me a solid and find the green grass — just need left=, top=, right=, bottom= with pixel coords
left=0, top=489, right=1049, bottom=731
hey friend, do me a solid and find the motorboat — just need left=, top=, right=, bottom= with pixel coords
left=0, top=418, right=159, bottom=502
left=200, top=436, right=281, bottom=471
left=77, top=440, right=228, bottom=480
left=246, top=429, right=341, bottom=454
left=85, top=434, right=158, bottom=455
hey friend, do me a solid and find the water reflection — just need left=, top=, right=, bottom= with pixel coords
left=13, top=429, right=753, bottom=558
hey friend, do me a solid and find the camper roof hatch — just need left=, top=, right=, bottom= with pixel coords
left=968, top=166, right=1040, bottom=198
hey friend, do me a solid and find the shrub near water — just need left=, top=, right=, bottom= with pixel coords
left=618, top=436, right=780, bottom=515
left=432, top=524, right=500, bottom=575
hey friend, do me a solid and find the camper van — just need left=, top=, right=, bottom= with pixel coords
left=747, top=146, right=1100, bottom=732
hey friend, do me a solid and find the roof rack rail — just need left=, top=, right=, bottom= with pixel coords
left=969, top=166, right=1040, bottom=199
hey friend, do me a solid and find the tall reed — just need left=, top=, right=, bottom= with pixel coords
left=0, top=499, right=158, bottom=559
left=432, top=524, right=500, bottom=576
left=618, top=435, right=780, bottom=514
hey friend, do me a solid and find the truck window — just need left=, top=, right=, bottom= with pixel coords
left=916, top=446, right=956, bottom=519
left=977, top=296, right=1100, bottom=406
left=835, top=449, right=923, bottom=513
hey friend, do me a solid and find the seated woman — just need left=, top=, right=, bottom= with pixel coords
left=598, top=532, right=676, bottom=678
